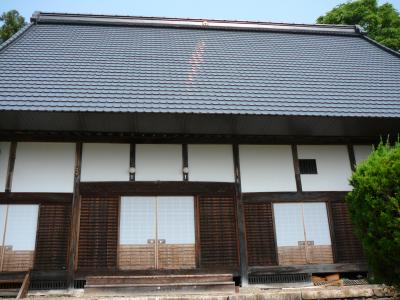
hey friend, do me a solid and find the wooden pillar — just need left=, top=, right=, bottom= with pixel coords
left=67, top=142, right=82, bottom=289
left=347, top=144, right=356, bottom=172
left=291, top=144, right=302, bottom=192
left=5, top=141, right=17, bottom=193
left=182, top=144, right=189, bottom=181
left=129, top=143, right=136, bottom=181
left=232, top=144, right=248, bottom=286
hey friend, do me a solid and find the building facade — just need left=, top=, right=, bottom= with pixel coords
left=0, top=12, right=399, bottom=293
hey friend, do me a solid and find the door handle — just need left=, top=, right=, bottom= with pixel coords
left=158, top=239, right=166, bottom=244
left=147, top=239, right=155, bottom=244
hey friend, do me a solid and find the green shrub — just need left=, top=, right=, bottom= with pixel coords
left=347, top=141, right=400, bottom=286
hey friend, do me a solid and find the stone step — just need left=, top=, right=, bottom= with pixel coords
left=85, top=281, right=236, bottom=295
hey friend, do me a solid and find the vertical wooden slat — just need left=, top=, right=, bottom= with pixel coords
left=244, top=202, right=278, bottom=266
left=232, top=144, right=248, bottom=285
left=182, top=144, right=189, bottom=181
left=330, top=201, right=366, bottom=263
left=129, top=143, right=135, bottom=181
left=34, top=203, right=71, bottom=271
left=291, top=144, right=302, bottom=192
left=67, top=142, right=82, bottom=288
left=5, top=141, right=17, bottom=193
left=78, top=197, right=119, bottom=270
left=198, top=196, right=239, bottom=269
left=347, top=144, right=356, bottom=172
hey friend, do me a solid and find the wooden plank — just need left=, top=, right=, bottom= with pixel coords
left=248, top=262, right=368, bottom=275
left=16, top=271, right=30, bottom=300
left=0, top=193, right=72, bottom=204
left=5, top=141, right=16, bottom=193
left=291, top=144, right=302, bottom=192
left=129, top=143, right=135, bottom=181
left=243, top=191, right=347, bottom=203
left=67, top=142, right=82, bottom=288
left=80, top=181, right=235, bottom=197
left=232, top=144, right=248, bottom=285
left=182, top=144, right=189, bottom=181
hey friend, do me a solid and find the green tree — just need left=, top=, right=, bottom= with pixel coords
left=0, top=10, right=26, bottom=44
left=347, top=141, right=400, bottom=286
left=317, top=0, right=400, bottom=52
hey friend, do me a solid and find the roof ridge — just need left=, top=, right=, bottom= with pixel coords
left=31, top=12, right=362, bottom=36
left=0, top=23, right=33, bottom=53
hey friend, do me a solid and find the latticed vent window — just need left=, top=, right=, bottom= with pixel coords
left=299, top=159, right=317, bottom=174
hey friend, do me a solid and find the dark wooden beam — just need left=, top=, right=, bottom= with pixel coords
left=182, top=144, right=189, bottom=181
left=5, top=141, right=17, bottom=193
left=347, top=144, right=356, bottom=172
left=232, top=144, right=248, bottom=286
left=243, top=191, right=347, bottom=203
left=79, top=181, right=235, bottom=197
left=129, top=143, right=135, bottom=181
left=0, top=130, right=381, bottom=145
left=67, top=142, right=82, bottom=289
left=291, top=144, right=302, bottom=192
left=248, top=262, right=368, bottom=275
left=0, top=193, right=72, bottom=204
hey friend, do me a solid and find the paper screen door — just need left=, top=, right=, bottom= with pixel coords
left=119, top=196, right=196, bottom=270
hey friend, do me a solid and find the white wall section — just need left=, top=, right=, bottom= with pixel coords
left=81, top=143, right=130, bottom=182
left=354, top=145, right=373, bottom=164
left=0, top=142, right=10, bottom=192
left=135, top=144, right=182, bottom=181
left=188, top=144, right=234, bottom=182
left=239, top=145, right=296, bottom=192
left=12, top=142, right=75, bottom=192
left=298, top=145, right=352, bottom=191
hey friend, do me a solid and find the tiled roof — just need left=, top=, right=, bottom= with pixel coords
left=0, top=12, right=399, bottom=117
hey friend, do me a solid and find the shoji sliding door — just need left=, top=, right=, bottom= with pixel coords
left=273, top=202, right=333, bottom=265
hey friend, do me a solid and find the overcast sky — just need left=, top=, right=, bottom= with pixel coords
left=1, top=0, right=400, bottom=24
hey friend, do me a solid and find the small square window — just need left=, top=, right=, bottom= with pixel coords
left=299, top=159, right=317, bottom=174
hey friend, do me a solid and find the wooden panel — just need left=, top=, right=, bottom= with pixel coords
left=330, top=201, right=366, bottom=263
left=198, top=196, right=238, bottom=269
left=34, top=203, right=71, bottom=271
left=118, top=245, right=155, bottom=270
left=277, top=245, right=333, bottom=265
left=244, top=202, right=278, bottom=266
left=158, top=244, right=196, bottom=270
left=2, top=248, right=34, bottom=272
left=78, top=197, right=119, bottom=270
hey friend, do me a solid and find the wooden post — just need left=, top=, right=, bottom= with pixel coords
left=347, top=144, right=356, bottom=172
left=67, top=142, right=82, bottom=289
left=16, top=271, right=31, bottom=299
left=291, top=144, right=302, bottom=192
left=5, top=141, right=17, bottom=193
left=232, top=144, right=248, bottom=286
left=182, top=144, right=189, bottom=181
left=129, top=143, right=135, bottom=181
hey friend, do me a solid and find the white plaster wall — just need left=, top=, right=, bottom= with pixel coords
left=354, top=145, right=373, bottom=164
left=188, top=144, right=234, bottom=182
left=0, top=142, right=11, bottom=192
left=239, top=145, right=297, bottom=192
left=81, top=143, right=130, bottom=182
left=12, top=142, right=75, bottom=192
left=135, top=144, right=182, bottom=181
left=298, top=145, right=352, bottom=192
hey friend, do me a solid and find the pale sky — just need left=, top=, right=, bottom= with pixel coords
left=1, top=0, right=399, bottom=25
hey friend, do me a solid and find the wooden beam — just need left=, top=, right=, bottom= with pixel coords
left=291, top=144, right=302, bottom=192
left=67, top=142, right=82, bottom=289
left=232, top=144, right=249, bottom=286
left=248, top=262, right=368, bottom=275
left=0, top=193, right=72, bottom=204
left=16, top=271, right=30, bottom=300
left=129, top=143, right=135, bottom=181
left=5, top=141, right=17, bottom=193
left=182, top=144, right=189, bottom=181
left=347, top=144, right=356, bottom=172
left=79, top=181, right=235, bottom=197
left=243, top=191, right=347, bottom=203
